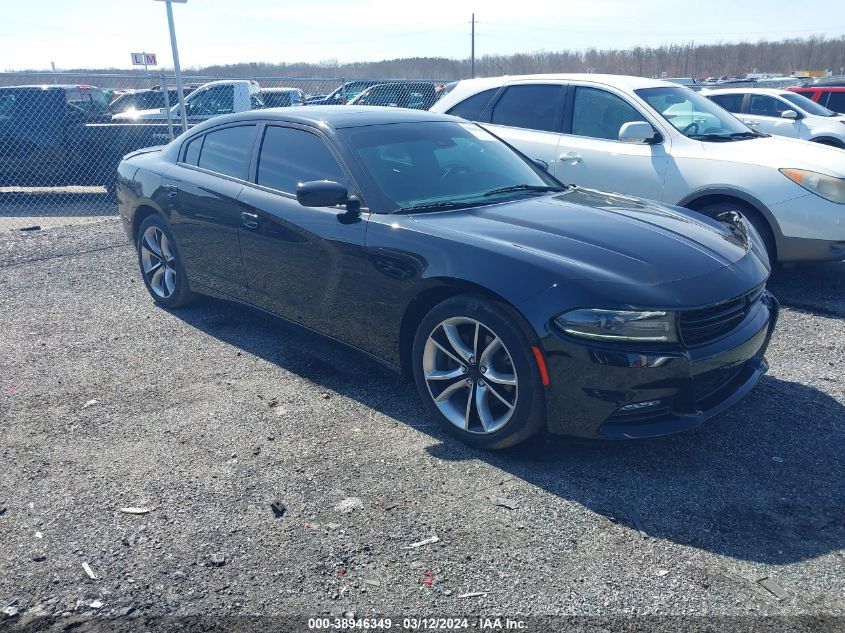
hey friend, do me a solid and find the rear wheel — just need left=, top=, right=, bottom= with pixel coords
left=136, top=214, right=196, bottom=308
left=696, top=200, right=777, bottom=267
left=412, top=295, right=546, bottom=450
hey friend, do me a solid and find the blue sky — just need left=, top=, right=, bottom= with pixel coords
left=1, top=0, right=843, bottom=71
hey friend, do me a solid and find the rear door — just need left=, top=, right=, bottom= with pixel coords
left=483, top=83, right=566, bottom=169
left=555, top=84, right=668, bottom=199
left=165, top=123, right=258, bottom=300
left=237, top=123, right=369, bottom=338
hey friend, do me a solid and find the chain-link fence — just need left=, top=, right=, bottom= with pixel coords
left=0, top=72, right=454, bottom=231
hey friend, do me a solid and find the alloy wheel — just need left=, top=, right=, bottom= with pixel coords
left=140, top=225, right=177, bottom=299
left=422, top=316, right=518, bottom=434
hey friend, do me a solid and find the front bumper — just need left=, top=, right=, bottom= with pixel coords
left=541, top=291, right=779, bottom=439
left=770, top=193, right=845, bottom=261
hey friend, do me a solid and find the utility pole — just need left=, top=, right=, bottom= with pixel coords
left=156, top=0, right=189, bottom=133
left=470, top=13, right=476, bottom=79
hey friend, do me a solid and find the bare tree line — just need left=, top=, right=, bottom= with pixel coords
left=20, top=34, right=845, bottom=81
left=193, top=35, right=845, bottom=79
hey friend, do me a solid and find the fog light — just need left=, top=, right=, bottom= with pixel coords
left=618, top=399, right=662, bottom=412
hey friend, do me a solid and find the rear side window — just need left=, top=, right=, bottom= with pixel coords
left=446, top=88, right=498, bottom=121
left=491, top=85, right=562, bottom=132
left=197, top=125, right=256, bottom=178
left=825, top=92, right=845, bottom=113
left=571, top=87, right=646, bottom=141
left=708, top=93, right=744, bottom=113
left=256, top=126, right=347, bottom=194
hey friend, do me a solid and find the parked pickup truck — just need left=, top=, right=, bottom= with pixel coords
left=113, top=80, right=264, bottom=122
left=0, top=84, right=183, bottom=193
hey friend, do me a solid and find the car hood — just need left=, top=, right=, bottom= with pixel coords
left=699, top=134, right=845, bottom=176
left=411, top=188, right=760, bottom=285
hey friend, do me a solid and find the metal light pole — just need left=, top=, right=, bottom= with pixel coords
left=470, top=13, right=476, bottom=79
left=156, top=0, right=188, bottom=133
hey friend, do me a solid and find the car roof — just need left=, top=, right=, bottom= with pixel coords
left=701, top=87, right=792, bottom=96
left=790, top=85, right=845, bottom=91
left=261, top=87, right=302, bottom=93
left=191, top=105, right=457, bottom=131
left=452, top=73, right=676, bottom=90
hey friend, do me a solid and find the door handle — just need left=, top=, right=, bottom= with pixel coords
left=560, top=152, right=582, bottom=164
left=241, top=211, right=259, bottom=229
left=162, top=183, right=178, bottom=198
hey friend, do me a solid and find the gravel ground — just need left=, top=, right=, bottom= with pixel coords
left=0, top=218, right=843, bottom=631
left=0, top=189, right=115, bottom=231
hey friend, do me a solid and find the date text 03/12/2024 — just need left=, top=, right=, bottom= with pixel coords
left=307, top=617, right=528, bottom=630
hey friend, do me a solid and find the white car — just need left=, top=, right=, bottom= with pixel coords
left=703, top=87, right=845, bottom=149
left=113, top=80, right=264, bottom=122
left=431, top=74, right=845, bottom=263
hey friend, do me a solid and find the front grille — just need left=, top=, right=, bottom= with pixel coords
left=680, top=286, right=765, bottom=347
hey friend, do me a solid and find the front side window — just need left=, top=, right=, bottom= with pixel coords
left=339, top=121, right=562, bottom=210
left=256, top=126, right=347, bottom=194
left=196, top=125, right=256, bottom=178
left=748, top=94, right=792, bottom=117
left=780, top=92, right=836, bottom=117
left=446, top=88, right=498, bottom=121
left=490, top=84, right=562, bottom=132
left=571, top=87, right=646, bottom=141
left=636, top=86, right=753, bottom=140
left=185, top=85, right=235, bottom=116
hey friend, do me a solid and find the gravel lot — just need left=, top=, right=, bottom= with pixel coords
left=1, top=218, right=843, bottom=631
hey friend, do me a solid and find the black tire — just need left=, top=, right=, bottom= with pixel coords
left=696, top=200, right=777, bottom=267
left=136, top=214, right=197, bottom=309
left=812, top=138, right=845, bottom=150
left=411, top=294, right=546, bottom=450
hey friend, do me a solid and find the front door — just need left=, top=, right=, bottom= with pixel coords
left=237, top=124, right=368, bottom=340
left=741, top=94, right=802, bottom=138
left=555, top=85, right=668, bottom=200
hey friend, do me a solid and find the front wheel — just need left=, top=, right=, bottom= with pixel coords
left=412, top=295, right=546, bottom=450
left=136, top=214, right=197, bottom=308
left=696, top=201, right=777, bottom=267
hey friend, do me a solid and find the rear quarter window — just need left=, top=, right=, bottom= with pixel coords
left=490, top=84, right=562, bottom=132
left=446, top=88, right=498, bottom=121
left=708, top=93, right=744, bottom=113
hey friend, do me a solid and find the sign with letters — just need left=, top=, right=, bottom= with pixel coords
left=131, top=53, right=157, bottom=66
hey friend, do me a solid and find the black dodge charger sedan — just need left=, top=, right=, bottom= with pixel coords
left=117, top=106, right=778, bottom=449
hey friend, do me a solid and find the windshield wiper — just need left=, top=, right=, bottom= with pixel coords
left=482, top=184, right=567, bottom=197
left=394, top=200, right=479, bottom=214
left=688, top=131, right=763, bottom=141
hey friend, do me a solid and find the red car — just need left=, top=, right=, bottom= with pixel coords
left=787, top=86, right=845, bottom=114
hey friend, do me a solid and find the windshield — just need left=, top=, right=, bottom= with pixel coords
left=636, top=86, right=755, bottom=140
left=780, top=92, right=837, bottom=117
left=339, top=121, right=564, bottom=211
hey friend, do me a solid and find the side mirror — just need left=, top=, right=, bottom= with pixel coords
left=296, top=180, right=352, bottom=208
left=532, top=158, right=550, bottom=172
left=781, top=109, right=799, bottom=119
left=619, top=121, right=657, bottom=144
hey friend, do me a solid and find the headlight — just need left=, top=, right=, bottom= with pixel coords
left=554, top=309, right=678, bottom=343
left=780, top=168, right=845, bottom=204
